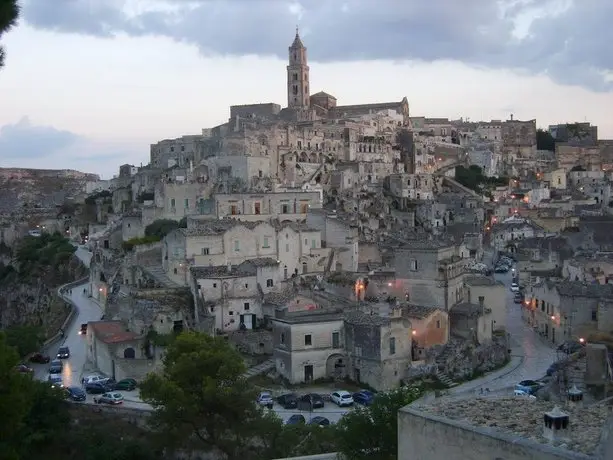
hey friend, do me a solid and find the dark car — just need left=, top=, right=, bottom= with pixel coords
left=15, top=364, right=34, bottom=374
left=558, top=341, right=584, bottom=354
left=299, top=393, right=325, bottom=409
left=286, top=414, right=306, bottom=425
left=29, top=353, right=50, bottom=364
left=48, top=359, right=63, bottom=374
left=112, top=378, right=137, bottom=391
left=65, top=386, right=86, bottom=402
left=309, top=416, right=330, bottom=427
left=353, top=390, right=375, bottom=406
left=277, top=393, right=298, bottom=409
left=56, top=347, right=70, bottom=359
left=79, top=323, right=88, bottom=335
left=515, top=379, right=544, bottom=395
left=85, top=382, right=113, bottom=394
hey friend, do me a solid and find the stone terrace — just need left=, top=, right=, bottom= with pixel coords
left=412, top=397, right=610, bottom=456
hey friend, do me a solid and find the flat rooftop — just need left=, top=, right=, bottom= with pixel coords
left=412, top=397, right=610, bottom=456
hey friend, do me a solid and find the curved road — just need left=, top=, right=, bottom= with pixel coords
left=33, top=246, right=102, bottom=388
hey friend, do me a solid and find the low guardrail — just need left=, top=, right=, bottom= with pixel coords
left=42, top=277, right=89, bottom=350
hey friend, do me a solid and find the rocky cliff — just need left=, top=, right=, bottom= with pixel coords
left=0, top=233, right=88, bottom=338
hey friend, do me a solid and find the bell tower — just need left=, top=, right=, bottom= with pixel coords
left=287, top=28, right=310, bottom=109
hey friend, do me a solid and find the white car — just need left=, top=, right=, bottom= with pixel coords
left=330, top=390, right=354, bottom=407
left=514, top=389, right=536, bottom=399
left=510, top=283, right=519, bottom=292
left=82, top=375, right=109, bottom=385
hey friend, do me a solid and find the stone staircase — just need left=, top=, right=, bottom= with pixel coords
left=435, top=369, right=457, bottom=388
left=142, top=265, right=181, bottom=288
left=242, top=358, right=275, bottom=379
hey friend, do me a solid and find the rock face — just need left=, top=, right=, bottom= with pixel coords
left=0, top=254, right=88, bottom=333
left=438, top=335, right=510, bottom=380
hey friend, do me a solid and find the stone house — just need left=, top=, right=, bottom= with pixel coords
left=154, top=179, right=212, bottom=220
left=402, top=304, right=449, bottom=360
left=563, top=253, right=613, bottom=284
left=272, top=307, right=345, bottom=384
left=163, top=218, right=332, bottom=286
left=86, top=320, right=158, bottom=381
left=464, top=275, right=506, bottom=331
left=212, top=190, right=321, bottom=221
left=490, top=218, right=545, bottom=251
left=202, top=154, right=272, bottom=184
left=527, top=281, right=613, bottom=345
left=122, top=211, right=144, bottom=241
left=306, top=209, right=359, bottom=272
left=112, top=187, right=132, bottom=214
left=344, top=308, right=413, bottom=390
left=387, top=173, right=439, bottom=200
left=449, top=299, right=494, bottom=344
left=191, top=258, right=281, bottom=333
left=149, top=135, right=206, bottom=169
left=391, top=238, right=467, bottom=311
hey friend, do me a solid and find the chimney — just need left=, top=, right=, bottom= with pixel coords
left=543, top=406, right=570, bottom=443
left=478, top=296, right=485, bottom=313
left=567, top=385, right=583, bottom=408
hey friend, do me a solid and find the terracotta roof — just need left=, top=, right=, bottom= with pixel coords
left=90, top=321, right=139, bottom=344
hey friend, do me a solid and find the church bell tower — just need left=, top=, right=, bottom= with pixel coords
left=287, top=28, right=310, bottom=109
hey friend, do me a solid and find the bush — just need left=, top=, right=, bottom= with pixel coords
left=122, top=235, right=161, bottom=251
left=144, top=218, right=186, bottom=240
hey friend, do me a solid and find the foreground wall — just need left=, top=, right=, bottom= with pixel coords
left=398, top=407, right=593, bottom=460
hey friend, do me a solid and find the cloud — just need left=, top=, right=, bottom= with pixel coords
left=20, top=0, right=613, bottom=92
left=0, top=117, right=81, bottom=158
left=0, top=118, right=144, bottom=178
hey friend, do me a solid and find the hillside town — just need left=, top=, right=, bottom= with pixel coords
left=2, top=31, right=613, bottom=460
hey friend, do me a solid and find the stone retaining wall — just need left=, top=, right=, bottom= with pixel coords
left=42, top=277, right=89, bottom=350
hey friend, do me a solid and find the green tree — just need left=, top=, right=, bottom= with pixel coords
left=0, top=0, right=19, bottom=69
left=4, top=325, right=45, bottom=358
left=335, top=386, right=423, bottom=460
left=144, top=219, right=184, bottom=239
left=536, top=128, right=555, bottom=151
left=140, top=332, right=278, bottom=459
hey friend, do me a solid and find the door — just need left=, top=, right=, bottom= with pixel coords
left=251, top=314, right=256, bottom=330
left=354, top=367, right=361, bottom=383
left=552, top=328, right=555, bottom=344
left=304, top=365, right=313, bottom=382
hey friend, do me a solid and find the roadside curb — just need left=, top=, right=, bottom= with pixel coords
left=42, top=277, right=89, bottom=352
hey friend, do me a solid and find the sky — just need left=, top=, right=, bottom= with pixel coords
left=1, top=0, right=612, bottom=179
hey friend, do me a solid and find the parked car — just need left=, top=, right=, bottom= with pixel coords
left=82, top=375, right=110, bottom=385
left=309, top=416, right=330, bottom=427
left=65, top=386, right=86, bottom=402
left=514, top=389, right=536, bottom=399
left=112, top=378, right=137, bottom=391
left=330, top=390, right=354, bottom=407
left=286, top=414, right=306, bottom=425
left=15, top=364, right=34, bottom=374
left=353, top=390, right=375, bottom=406
left=299, top=393, right=325, bottom=409
left=546, top=362, right=562, bottom=376
left=47, top=374, right=63, bottom=388
left=494, top=265, right=509, bottom=273
left=276, top=393, right=298, bottom=409
left=510, top=283, right=520, bottom=292
left=257, top=391, right=274, bottom=409
left=85, top=382, right=113, bottom=394
left=513, top=293, right=524, bottom=304
left=29, top=353, right=50, bottom=364
left=515, top=380, right=544, bottom=395
left=558, top=341, right=584, bottom=354
left=56, top=346, right=70, bottom=359
left=79, top=323, right=88, bottom=335
left=94, top=392, right=124, bottom=405
left=48, top=359, right=63, bottom=374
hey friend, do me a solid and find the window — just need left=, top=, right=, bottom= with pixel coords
left=304, top=238, right=308, bottom=245
left=201, top=248, right=209, bottom=255
left=170, top=146, right=174, bottom=152
left=173, top=268, right=177, bottom=274
left=410, top=259, right=418, bottom=271
left=263, top=237, right=270, bottom=248
left=332, top=331, right=340, bottom=348
left=280, top=332, right=285, bottom=344
left=170, top=198, right=176, bottom=209
left=184, top=199, right=189, bottom=209
left=389, top=337, right=396, bottom=355
left=285, top=243, right=290, bottom=252
left=213, top=283, right=217, bottom=288
left=293, top=73, right=298, bottom=81
left=234, top=240, right=240, bottom=251
left=311, top=239, right=316, bottom=249
left=243, top=302, right=250, bottom=311
left=181, top=145, right=185, bottom=151
left=266, top=279, right=273, bottom=287
left=244, top=283, right=249, bottom=289
left=281, top=204, right=289, bottom=214
left=436, top=320, right=441, bottom=329
left=304, top=334, right=312, bottom=346
left=592, top=309, right=597, bottom=321
left=254, top=202, right=261, bottom=214
left=229, top=311, right=234, bottom=316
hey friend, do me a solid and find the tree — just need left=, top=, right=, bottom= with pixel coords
left=536, top=128, right=555, bottom=151
left=335, top=386, right=423, bottom=460
left=4, top=325, right=45, bottom=358
left=144, top=219, right=184, bottom=239
left=140, top=332, right=278, bottom=459
left=0, top=0, right=19, bottom=69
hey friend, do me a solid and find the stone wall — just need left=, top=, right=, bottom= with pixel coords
left=398, top=407, right=593, bottom=460
left=437, top=335, right=509, bottom=380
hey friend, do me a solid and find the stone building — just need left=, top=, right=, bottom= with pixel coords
left=306, top=209, right=359, bottom=272
left=464, top=275, right=506, bottom=331
left=390, top=237, right=468, bottom=311
left=212, top=190, right=321, bottom=221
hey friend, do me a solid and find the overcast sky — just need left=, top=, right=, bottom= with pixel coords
left=1, top=0, right=612, bottom=178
